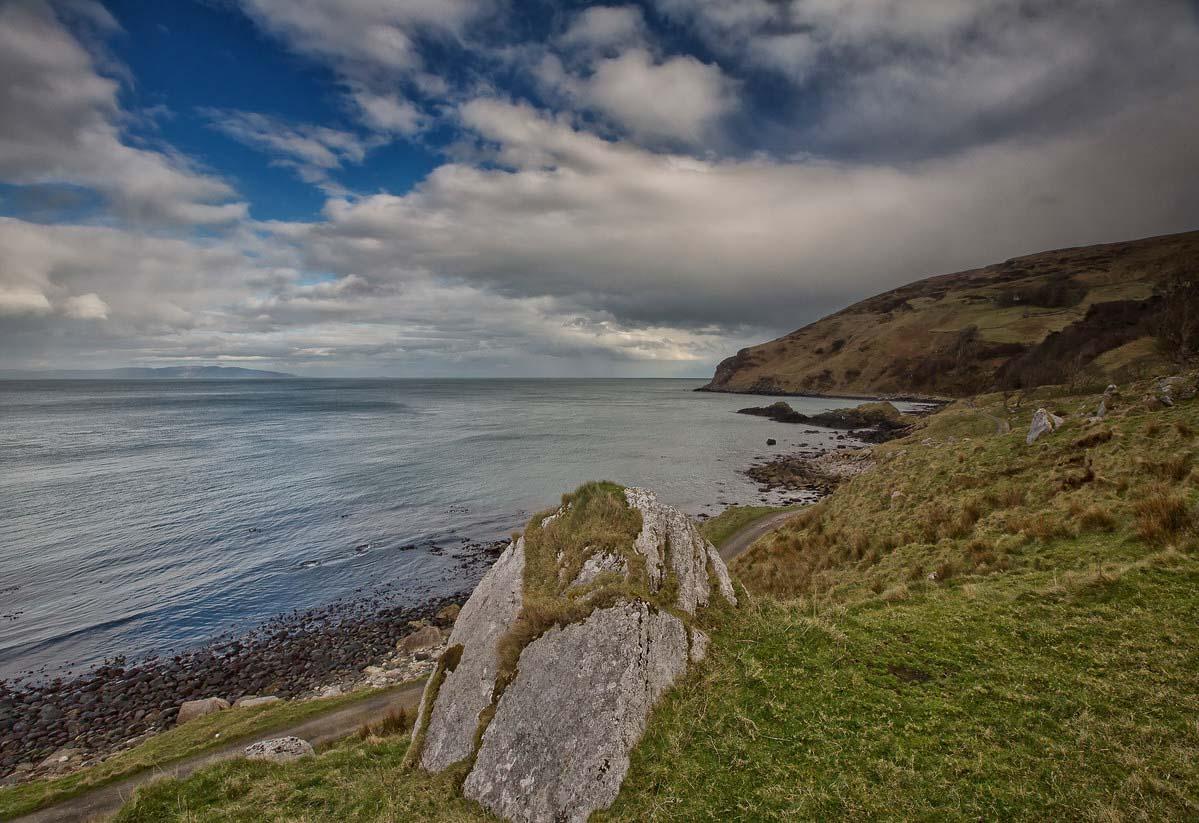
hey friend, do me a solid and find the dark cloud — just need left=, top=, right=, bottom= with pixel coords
left=1, top=0, right=1197, bottom=375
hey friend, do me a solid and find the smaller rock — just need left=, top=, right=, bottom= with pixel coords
left=177, top=697, right=229, bottom=724
left=1026, top=408, right=1063, bottom=445
left=436, top=603, right=461, bottom=623
left=38, top=748, right=79, bottom=769
left=244, top=736, right=314, bottom=763
left=689, top=628, right=710, bottom=664
left=398, top=625, right=443, bottom=654
left=766, top=438, right=777, bottom=446
left=316, top=685, right=343, bottom=699
left=234, top=696, right=281, bottom=709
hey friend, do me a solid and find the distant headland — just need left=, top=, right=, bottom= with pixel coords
left=0, top=366, right=296, bottom=380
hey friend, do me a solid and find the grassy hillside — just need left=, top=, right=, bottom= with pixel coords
left=110, top=376, right=1199, bottom=820
left=703, top=230, right=1199, bottom=398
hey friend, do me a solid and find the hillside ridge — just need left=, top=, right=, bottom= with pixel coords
left=703, top=229, right=1199, bottom=398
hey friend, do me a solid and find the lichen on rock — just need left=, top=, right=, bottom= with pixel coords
left=404, top=482, right=737, bottom=822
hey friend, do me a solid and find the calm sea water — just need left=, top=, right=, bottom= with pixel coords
left=0, top=379, right=866, bottom=681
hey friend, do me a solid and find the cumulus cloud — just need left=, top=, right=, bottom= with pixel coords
left=655, top=0, right=1199, bottom=156
left=559, top=6, right=646, bottom=51
left=62, top=292, right=109, bottom=319
left=0, top=0, right=246, bottom=223
left=261, top=93, right=1199, bottom=334
left=236, top=0, right=486, bottom=72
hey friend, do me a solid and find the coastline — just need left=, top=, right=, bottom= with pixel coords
left=0, top=541, right=506, bottom=786
left=693, top=383, right=954, bottom=406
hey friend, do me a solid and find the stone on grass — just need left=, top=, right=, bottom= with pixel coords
left=569, top=551, right=628, bottom=588
left=244, top=736, right=314, bottom=763
left=234, top=695, right=281, bottom=709
left=176, top=697, right=229, bottom=724
left=1026, top=408, right=1063, bottom=445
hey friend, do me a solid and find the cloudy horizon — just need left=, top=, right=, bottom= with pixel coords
left=2, top=0, right=1198, bottom=377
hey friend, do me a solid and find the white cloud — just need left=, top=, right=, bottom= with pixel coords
left=655, top=0, right=1199, bottom=155
left=559, top=6, right=646, bottom=51
left=0, top=0, right=246, bottom=224
left=0, top=288, right=53, bottom=317
left=237, top=0, right=485, bottom=72
left=350, top=90, right=425, bottom=134
left=268, top=92, right=1199, bottom=335
left=535, top=47, right=736, bottom=145
left=63, top=292, right=108, bottom=319
left=203, top=109, right=381, bottom=192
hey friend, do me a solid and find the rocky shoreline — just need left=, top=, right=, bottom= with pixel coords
left=0, top=540, right=506, bottom=786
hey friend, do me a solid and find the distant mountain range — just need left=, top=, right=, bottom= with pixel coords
left=703, top=229, right=1199, bottom=399
left=0, top=366, right=296, bottom=380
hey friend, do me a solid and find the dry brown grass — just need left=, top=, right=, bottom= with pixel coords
left=1134, top=487, right=1194, bottom=545
left=1077, top=505, right=1119, bottom=533
left=359, top=707, right=413, bottom=740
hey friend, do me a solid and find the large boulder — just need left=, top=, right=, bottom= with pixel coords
left=406, top=483, right=736, bottom=822
left=1026, top=408, right=1064, bottom=445
left=176, top=697, right=229, bottom=724
left=398, top=624, right=444, bottom=654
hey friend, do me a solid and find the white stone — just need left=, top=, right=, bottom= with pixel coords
left=417, top=536, right=526, bottom=772
left=244, top=736, right=314, bottom=763
left=570, top=551, right=628, bottom=588
left=624, top=486, right=736, bottom=613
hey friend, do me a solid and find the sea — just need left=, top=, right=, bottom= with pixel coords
left=0, top=379, right=885, bottom=682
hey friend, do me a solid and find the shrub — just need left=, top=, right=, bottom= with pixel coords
left=1135, top=488, right=1194, bottom=544
left=1077, top=506, right=1118, bottom=533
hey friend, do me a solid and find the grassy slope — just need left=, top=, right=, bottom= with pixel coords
left=0, top=685, right=410, bottom=820
left=605, top=379, right=1199, bottom=820
left=107, top=383, right=1199, bottom=821
left=704, top=230, right=1198, bottom=398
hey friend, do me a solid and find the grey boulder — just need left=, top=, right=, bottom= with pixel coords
left=244, top=736, right=314, bottom=763
left=463, top=601, right=693, bottom=823
left=176, top=697, right=229, bottom=724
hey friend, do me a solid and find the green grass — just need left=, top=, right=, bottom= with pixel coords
left=698, top=506, right=795, bottom=549
left=603, top=558, right=1199, bottom=821
left=114, top=736, right=495, bottom=823
left=0, top=684, right=415, bottom=820
left=103, top=377, right=1199, bottom=821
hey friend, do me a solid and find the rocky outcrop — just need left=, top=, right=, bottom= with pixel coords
left=407, top=483, right=736, bottom=823
left=737, top=400, right=914, bottom=442
left=416, top=536, right=525, bottom=772
left=625, top=487, right=736, bottom=613
left=244, top=736, right=314, bottom=763
left=463, top=601, right=691, bottom=823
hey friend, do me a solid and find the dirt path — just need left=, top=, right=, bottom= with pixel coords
left=12, top=681, right=428, bottom=823
left=717, top=509, right=802, bottom=564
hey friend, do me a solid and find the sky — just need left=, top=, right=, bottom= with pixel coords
left=1, top=0, right=1198, bottom=377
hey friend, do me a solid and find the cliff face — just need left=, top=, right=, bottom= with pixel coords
left=703, top=230, right=1199, bottom=399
